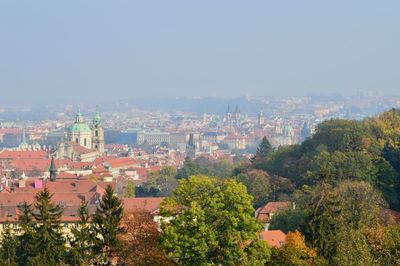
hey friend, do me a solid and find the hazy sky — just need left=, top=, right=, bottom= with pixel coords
left=1, top=1, right=399, bottom=104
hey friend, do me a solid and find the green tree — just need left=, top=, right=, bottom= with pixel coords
left=124, top=180, right=136, bottom=198
left=334, top=181, right=385, bottom=230
left=69, top=200, right=95, bottom=265
left=138, top=166, right=178, bottom=197
left=306, top=150, right=376, bottom=184
left=235, top=169, right=270, bottom=208
left=175, top=157, right=204, bottom=179
left=92, top=185, right=124, bottom=264
left=269, top=208, right=308, bottom=234
left=364, top=224, right=400, bottom=265
left=251, top=136, right=273, bottom=167
left=16, top=202, right=36, bottom=265
left=29, top=187, right=66, bottom=265
left=311, top=119, right=372, bottom=153
left=269, top=231, right=320, bottom=266
left=332, top=229, right=374, bottom=266
left=160, top=175, right=270, bottom=265
left=305, top=182, right=340, bottom=259
left=0, top=226, right=18, bottom=266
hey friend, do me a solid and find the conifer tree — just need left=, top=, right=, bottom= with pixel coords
left=0, top=225, right=18, bottom=266
left=16, top=202, right=35, bottom=265
left=69, top=200, right=95, bottom=265
left=29, top=187, right=66, bottom=265
left=305, top=181, right=340, bottom=260
left=251, top=136, right=273, bottom=166
left=92, top=185, right=124, bottom=264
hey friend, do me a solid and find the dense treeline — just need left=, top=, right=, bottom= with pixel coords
left=145, top=109, right=400, bottom=265
left=256, top=109, right=400, bottom=210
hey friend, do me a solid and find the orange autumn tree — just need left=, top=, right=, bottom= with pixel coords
left=269, top=231, right=319, bottom=266
left=118, top=211, right=175, bottom=266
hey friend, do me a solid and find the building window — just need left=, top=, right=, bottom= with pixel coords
left=84, top=138, right=87, bottom=147
left=75, top=138, right=79, bottom=143
left=95, top=130, right=98, bottom=137
left=95, top=145, right=98, bottom=149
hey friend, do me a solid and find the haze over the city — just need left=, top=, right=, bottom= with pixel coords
left=1, top=1, right=399, bottom=104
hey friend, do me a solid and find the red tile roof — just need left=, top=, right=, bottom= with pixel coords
left=67, top=141, right=93, bottom=155
left=0, top=150, right=47, bottom=160
left=256, top=202, right=292, bottom=223
left=0, top=179, right=117, bottom=223
left=122, top=197, right=164, bottom=214
left=259, top=230, right=286, bottom=248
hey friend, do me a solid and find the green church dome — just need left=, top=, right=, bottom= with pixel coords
left=69, top=111, right=91, bottom=133
left=69, top=123, right=91, bottom=133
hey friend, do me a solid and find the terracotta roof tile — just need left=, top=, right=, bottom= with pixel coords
left=259, top=230, right=286, bottom=248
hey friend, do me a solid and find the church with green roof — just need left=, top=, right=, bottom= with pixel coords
left=57, top=110, right=105, bottom=161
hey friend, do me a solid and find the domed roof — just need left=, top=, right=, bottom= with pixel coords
left=69, top=123, right=91, bottom=133
left=69, top=111, right=91, bottom=133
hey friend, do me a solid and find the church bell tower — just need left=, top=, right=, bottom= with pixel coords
left=92, top=109, right=105, bottom=156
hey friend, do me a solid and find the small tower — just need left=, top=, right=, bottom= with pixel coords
left=186, top=133, right=196, bottom=159
left=226, top=106, right=232, bottom=128
left=19, top=128, right=29, bottom=150
left=92, top=108, right=105, bottom=156
left=258, top=109, right=265, bottom=127
left=49, top=156, right=57, bottom=181
left=234, top=106, right=241, bottom=128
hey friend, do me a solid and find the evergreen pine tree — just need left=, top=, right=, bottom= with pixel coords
left=0, top=225, right=18, bottom=266
left=29, top=187, right=66, bottom=265
left=16, top=202, right=36, bottom=265
left=92, top=185, right=124, bottom=264
left=305, top=181, right=340, bottom=260
left=251, top=136, right=273, bottom=164
left=69, top=200, right=95, bottom=265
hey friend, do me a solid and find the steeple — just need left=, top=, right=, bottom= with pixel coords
left=186, top=133, right=196, bottom=159
left=93, top=106, right=101, bottom=126
left=258, top=109, right=265, bottom=127
left=49, top=156, right=57, bottom=181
